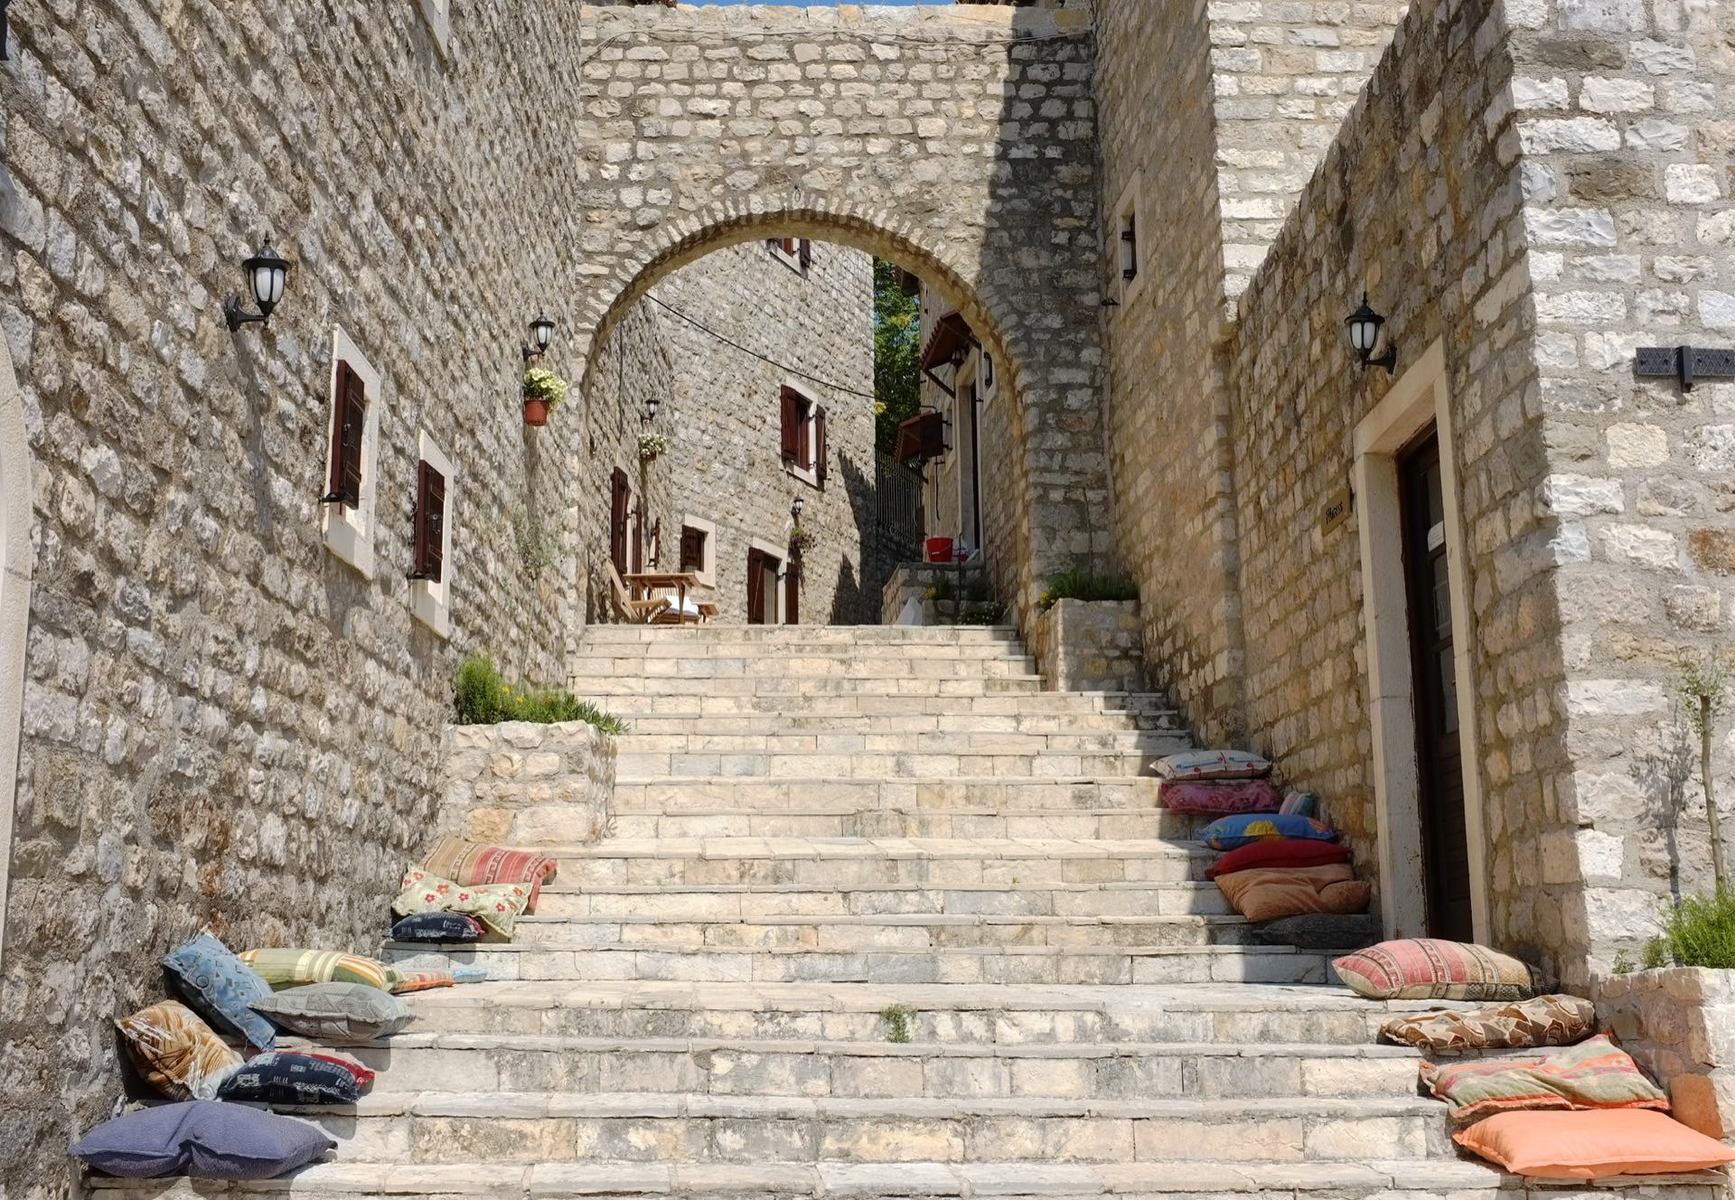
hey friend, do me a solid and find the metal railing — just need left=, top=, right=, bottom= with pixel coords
left=875, top=453, right=923, bottom=554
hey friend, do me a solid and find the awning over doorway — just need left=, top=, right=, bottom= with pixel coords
left=895, top=410, right=947, bottom=465
left=919, top=311, right=975, bottom=374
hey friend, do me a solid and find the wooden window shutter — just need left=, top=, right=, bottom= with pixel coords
left=413, top=461, right=446, bottom=583
left=680, top=526, right=704, bottom=573
left=328, top=361, right=368, bottom=507
left=783, top=237, right=799, bottom=257
left=785, top=558, right=800, bottom=625
left=798, top=239, right=813, bottom=269
left=919, top=410, right=946, bottom=461
left=747, top=548, right=766, bottom=624
left=814, top=408, right=828, bottom=484
left=780, top=388, right=801, bottom=463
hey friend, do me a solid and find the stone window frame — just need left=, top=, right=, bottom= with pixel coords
left=748, top=536, right=791, bottom=625
left=679, top=514, right=717, bottom=589
left=322, top=326, right=383, bottom=580
left=782, top=380, right=824, bottom=488
left=1352, top=337, right=1490, bottom=944
left=1110, top=172, right=1146, bottom=310
left=418, top=0, right=451, bottom=58
left=410, top=430, right=455, bottom=640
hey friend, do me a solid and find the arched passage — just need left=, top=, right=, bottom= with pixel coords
left=0, top=333, right=33, bottom=975
left=570, top=199, right=1098, bottom=620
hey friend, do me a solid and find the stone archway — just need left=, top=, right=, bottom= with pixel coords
left=560, top=3, right=1110, bottom=616
left=0, top=332, right=32, bottom=975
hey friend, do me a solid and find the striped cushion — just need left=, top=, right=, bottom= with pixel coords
left=1334, top=938, right=1536, bottom=1002
left=239, top=949, right=397, bottom=993
left=1420, top=1034, right=1668, bottom=1124
left=389, top=970, right=458, bottom=995
left=419, top=834, right=557, bottom=913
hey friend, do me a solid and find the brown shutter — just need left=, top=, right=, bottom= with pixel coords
left=798, top=239, right=812, bottom=270
left=783, top=237, right=799, bottom=256
left=920, top=410, right=946, bottom=461
left=814, top=408, right=828, bottom=485
left=610, top=469, right=631, bottom=574
left=784, top=558, right=800, bottom=625
left=328, top=361, right=367, bottom=507
left=780, top=388, right=800, bottom=463
left=414, top=461, right=446, bottom=583
left=747, top=548, right=766, bottom=624
left=680, top=526, right=703, bottom=572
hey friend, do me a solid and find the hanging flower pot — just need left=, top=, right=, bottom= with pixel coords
left=639, top=431, right=670, bottom=462
left=522, top=366, right=568, bottom=428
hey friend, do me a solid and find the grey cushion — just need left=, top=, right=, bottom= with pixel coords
left=1250, top=912, right=1382, bottom=951
left=250, top=983, right=412, bottom=1045
left=70, top=1100, right=334, bottom=1180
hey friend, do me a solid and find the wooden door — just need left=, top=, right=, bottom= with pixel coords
left=610, top=469, right=630, bottom=575
left=747, top=548, right=768, bottom=625
left=1399, top=431, right=1474, bottom=942
left=785, top=556, right=800, bottom=625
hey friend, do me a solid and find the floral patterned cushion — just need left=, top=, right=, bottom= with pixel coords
left=163, top=931, right=277, bottom=1052
left=1380, top=994, right=1596, bottom=1054
left=116, top=1000, right=244, bottom=1101
left=1160, top=778, right=1282, bottom=816
left=392, top=866, right=531, bottom=939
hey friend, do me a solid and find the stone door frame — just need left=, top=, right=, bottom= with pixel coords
left=1352, top=338, right=1489, bottom=944
left=0, top=334, right=32, bottom=974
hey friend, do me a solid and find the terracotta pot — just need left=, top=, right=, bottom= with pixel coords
left=523, top=396, right=550, bottom=427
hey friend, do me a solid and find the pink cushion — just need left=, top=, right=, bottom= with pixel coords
left=1160, top=778, right=1282, bottom=816
left=1454, top=1110, right=1735, bottom=1179
left=1334, top=938, right=1536, bottom=1002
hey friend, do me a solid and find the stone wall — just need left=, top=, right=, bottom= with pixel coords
left=0, top=2, right=607, bottom=1191
left=438, top=722, right=616, bottom=848
left=1597, top=967, right=1735, bottom=1143
left=1030, top=599, right=1146, bottom=693
left=649, top=241, right=881, bottom=625
left=1507, top=0, right=1735, bottom=963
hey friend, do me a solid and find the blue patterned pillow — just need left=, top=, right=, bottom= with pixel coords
left=390, top=912, right=485, bottom=943
left=164, top=932, right=277, bottom=1052
left=1200, top=812, right=1338, bottom=852
left=217, top=1052, right=363, bottom=1106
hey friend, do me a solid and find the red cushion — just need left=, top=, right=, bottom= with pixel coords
left=1205, top=837, right=1351, bottom=879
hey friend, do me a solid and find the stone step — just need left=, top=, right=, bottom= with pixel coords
left=84, top=1158, right=1731, bottom=1200
left=602, top=806, right=1208, bottom=842
left=595, top=692, right=1175, bottom=719
left=582, top=624, right=1025, bottom=645
left=614, top=747, right=1172, bottom=780
left=578, top=640, right=1034, bottom=661
left=574, top=675, right=1048, bottom=698
left=213, top=1091, right=1459, bottom=1165
left=398, top=981, right=1474, bottom=1046
left=619, top=709, right=1186, bottom=734
left=401, top=912, right=1256, bottom=953
left=380, top=941, right=1329, bottom=986
left=534, top=880, right=1233, bottom=920
left=544, top=837, right=1215, bottom=889
left=339, top=1032, right=1425, bottom=1100
left=610, top=777, right=1175, bottom=814
left=616, top=730, right=1178, bottom=755
left=568, top=655, right=1041, bottom=680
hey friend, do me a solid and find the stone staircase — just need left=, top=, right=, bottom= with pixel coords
left=91, top=626, right=1725, bottom=1199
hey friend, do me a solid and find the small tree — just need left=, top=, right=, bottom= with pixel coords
left=1680, top=657, right=1730, bottom=893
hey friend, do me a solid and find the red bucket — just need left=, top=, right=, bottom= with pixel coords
left=925, top=537, right=955, bottom=564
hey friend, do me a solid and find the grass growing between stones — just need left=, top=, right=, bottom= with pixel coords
left=455, top=654, right=628, bottom=734
left=1643, top=890, right=1735, bottom=970
left=880, top=1004, right=915, bottom=1044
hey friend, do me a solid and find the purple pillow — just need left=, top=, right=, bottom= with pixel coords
left=70, top=1100, right=335, bottom=1180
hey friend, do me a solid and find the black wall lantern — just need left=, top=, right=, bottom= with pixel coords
left=791, top=496, right=805, bottom=523
left=522, top=313, right=555, bottom=363
left=1345, top=292, right=1398, bottom=375
left=224, top=239, right=291, bottom=333
left=642, top=396, right=661, bottom=426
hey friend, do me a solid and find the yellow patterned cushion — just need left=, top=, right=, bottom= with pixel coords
left=392, top=867, right=531, bottom=938
left=239, top=948, right=397, bottom=992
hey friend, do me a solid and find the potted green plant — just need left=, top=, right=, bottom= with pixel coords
left=788, top=526, right=816, bottom=557
left=522, top=366, right=568, bottom=427
left=639, top=431, right=670, bottom=462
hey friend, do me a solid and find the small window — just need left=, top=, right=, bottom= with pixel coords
left=410, top=431, right=455, bottom=639
left=678, top=515, right=717, bottom=587
left=768, top=238, right=812, bottom=273
left=321, top=327, right=382, bottom=579
left=779, top=386, right=827, bottom=486
left=1111, top=174, right=1145, bottom=308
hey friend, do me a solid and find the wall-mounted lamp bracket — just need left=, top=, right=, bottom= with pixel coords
left=1636, top=345, right=1735, bottom=393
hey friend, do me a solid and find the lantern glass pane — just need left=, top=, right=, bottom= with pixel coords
left=1350, top=320, right=1373, bottom=352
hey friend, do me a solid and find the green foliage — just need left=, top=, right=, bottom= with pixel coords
left=880, top=1004, right=915, bottom=1044
left=1642, top=890, right=1735, bottom=970
left=874, top=260, right=922, bottom=455
left=1680, top=657, right=1730, bottom=740
left=1038, top=568, right=1139, bottom=611
left=1611, top=950, right=1636, bottom=976
left=511, top=508, right=558, bottom=578
left=959, top=601, right=1005, bottom=626
left=522, top=366, right=569, bottom=409
left=454, top=655, right=626, bottom=734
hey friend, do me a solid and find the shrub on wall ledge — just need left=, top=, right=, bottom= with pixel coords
left=1038, top=568, right=1139, bottom=612
left=454, top=655, right=626, bottom=734
left=1642, top=891, right=1735, bottom=971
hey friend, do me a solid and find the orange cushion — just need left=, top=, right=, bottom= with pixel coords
left=1454, top=1110, right=1735, bottom=1179
left=1214, top=863, right=1371, bottom=923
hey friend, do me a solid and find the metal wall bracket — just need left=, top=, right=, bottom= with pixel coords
left=1635, top=346, right=1735, bottom=393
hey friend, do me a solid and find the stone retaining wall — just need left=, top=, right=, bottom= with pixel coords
left=1030, top=600, right=1146, bottom=694
left=1597, top=967, right=1735, bottom=1145
left=438, top=722, right=617, bottom=849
